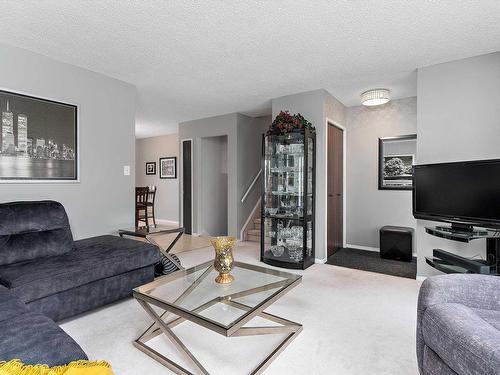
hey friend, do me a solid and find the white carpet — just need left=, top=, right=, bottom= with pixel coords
left=60, top=242, right=421, bottom=375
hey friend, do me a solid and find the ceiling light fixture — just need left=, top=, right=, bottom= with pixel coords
left=361, top=89, right=391, bottom=106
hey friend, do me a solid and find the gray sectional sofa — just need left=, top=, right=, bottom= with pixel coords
left=417, top=274, right=500, bottom=375
left=0, top=200, right=160, bottom=366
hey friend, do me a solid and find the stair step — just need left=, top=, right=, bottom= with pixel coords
left=254, top=218, right=261, bottom=224
left=248, top=229, right=260, bottom=236
left=247, top=234, right=260, bottom=242
left=247, top=234, right=271, bottom=244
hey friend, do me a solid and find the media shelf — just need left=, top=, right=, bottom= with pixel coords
left=425, top=226, right=500, bottom=275
left=424, top=226, right=495, bottom=243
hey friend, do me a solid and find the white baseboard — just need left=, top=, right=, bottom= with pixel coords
left=315, top=258, right=327, bottom=264
left=416, top=276, right=427, bottom=282
left=346, top=243, right=380, bottom=252
left=346, top=243, right=417, bottom=258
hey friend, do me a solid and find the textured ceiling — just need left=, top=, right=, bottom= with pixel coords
left=0, top=1, right=499, bottom=138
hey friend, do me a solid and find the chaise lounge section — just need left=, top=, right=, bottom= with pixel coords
left=0, top=200, right=160, bottom=365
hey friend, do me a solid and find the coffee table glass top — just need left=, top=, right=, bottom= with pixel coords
left=134, top=260, right=301, bottom=330
left=119, top=225, right=184, bottom=237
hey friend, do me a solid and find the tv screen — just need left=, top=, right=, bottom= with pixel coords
left=413, top=159, right=500, bottom=228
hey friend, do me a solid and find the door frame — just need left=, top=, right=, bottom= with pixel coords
left=325, top=118, right=347, bottom=253
left=180, top=138, right=194, bottom=234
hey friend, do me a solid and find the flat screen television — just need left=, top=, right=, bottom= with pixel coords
left=413, top=159, right=500, bottom=230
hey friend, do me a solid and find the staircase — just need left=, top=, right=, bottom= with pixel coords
left=246, top=217, right=261, bottom=242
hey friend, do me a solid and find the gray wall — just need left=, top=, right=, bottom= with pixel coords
left=135, top=133, right=179, bottom=223
left=179, top=113, right=268, bottom=237
left=416, top=52, right=500, bottom=276
left=200, top=135, right=228, bottom=236
left=237, top=114, right=270, bottom=233
left=179, top=113, right=238, bottom=236
left=272, top=89, right=346, bottom=261
left=0, top=43, right=136, bottom=239
left=345, top=97, right=417, bottom=249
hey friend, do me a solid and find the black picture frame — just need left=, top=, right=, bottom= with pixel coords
left=145, top=162, right=156, bottom=175
left=0, top=88, right=78, bottom=181
left=378, top=134, right=417, bottom=191
left=159, top=157, right=177, bottom=179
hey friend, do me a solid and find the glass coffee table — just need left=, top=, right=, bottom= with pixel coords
left=133, top=260, right=302, bottom=374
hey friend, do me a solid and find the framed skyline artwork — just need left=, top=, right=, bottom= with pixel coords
left=0, top=89, right=77, bottom=182
left=159, top=157, right=176, bottom=179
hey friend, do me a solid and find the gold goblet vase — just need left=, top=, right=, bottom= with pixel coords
left=210, top=236, right=237, bottom=284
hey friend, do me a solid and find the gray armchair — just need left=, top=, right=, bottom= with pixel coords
left=417, top=274, right=500, bottom=375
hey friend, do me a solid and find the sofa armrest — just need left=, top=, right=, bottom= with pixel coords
left=416, top=274, right=500, bottom=374
left=419, top=274, right=500, bottom=312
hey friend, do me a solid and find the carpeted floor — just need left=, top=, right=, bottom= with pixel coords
left=326, top=248, right=417, bottom=279
left=60, top=242, right=421, bottom=375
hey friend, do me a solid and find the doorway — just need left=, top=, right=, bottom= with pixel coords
left=200, top=135, right=228, bottom=236
left=327, top=122, right=344, bottom=257
left=182, top=139, right=192, bottom=234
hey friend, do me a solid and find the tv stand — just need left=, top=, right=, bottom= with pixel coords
left=425, top=225, right=499, bottom=275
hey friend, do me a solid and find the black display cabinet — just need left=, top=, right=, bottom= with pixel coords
left=260, top=129, right=315, bottom=270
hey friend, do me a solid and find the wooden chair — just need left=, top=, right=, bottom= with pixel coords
left=147, top=186, right=157, bottom=228
left=135, top=186, right=150, bottom=230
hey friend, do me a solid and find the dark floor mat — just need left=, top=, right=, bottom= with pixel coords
left=326, top=247, right=417, bottom=279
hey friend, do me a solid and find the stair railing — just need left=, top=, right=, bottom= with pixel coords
left=240, top=169, right=262, bottom=203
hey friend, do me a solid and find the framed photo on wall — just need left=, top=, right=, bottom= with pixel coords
left=145, top=162, right=156, bottom=175
left=0, top=89, right=78, bottom=182
left=159, top=157, right=177, bottom=179
left=378, top=134, right=417, bottom=190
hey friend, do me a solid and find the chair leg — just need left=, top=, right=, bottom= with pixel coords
left=152, top=206, right=156, bottom=228
left=135, top=208, right=139, bottom=228
left=145, top=208, right=149, bottom=231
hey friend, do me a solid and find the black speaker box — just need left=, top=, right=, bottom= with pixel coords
left=380, top=226, right=414, bottom=262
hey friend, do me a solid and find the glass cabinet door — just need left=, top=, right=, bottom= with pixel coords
left=261, top=131, right=315, bottom=269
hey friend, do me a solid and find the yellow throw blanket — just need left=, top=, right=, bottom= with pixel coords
left=0, top=360, right=114, bottom=375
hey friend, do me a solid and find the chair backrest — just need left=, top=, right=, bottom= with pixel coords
left=0, top=200, right=74, bottom=266
left=136, top=187, right=149, bottom=205
left=147, top=186, right=156, bottom=204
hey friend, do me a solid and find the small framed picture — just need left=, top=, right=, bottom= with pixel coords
left=159, top=157, right=177, bottom=179
left=145, top=162, right=156, bottom=175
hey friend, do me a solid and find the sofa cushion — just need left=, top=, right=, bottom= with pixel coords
left=422, top=303, right=500, bottom=375
left=0, top=235, right=159, bottom=302
left=0, top=201, right=74, bottom=266
left=0, top=285, right=28, bottom=323
left=0, top=310, right=87, bottom=366
left=472, top=307, right=500, bottom=331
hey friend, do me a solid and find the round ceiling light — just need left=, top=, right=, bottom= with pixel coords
left=361, top=89, right=391, bottom=106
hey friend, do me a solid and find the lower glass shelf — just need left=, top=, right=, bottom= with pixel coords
left=425, top=256, right=498, bottom=276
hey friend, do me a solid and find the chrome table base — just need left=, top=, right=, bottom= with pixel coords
left=134, top=298, right=302, bottom=375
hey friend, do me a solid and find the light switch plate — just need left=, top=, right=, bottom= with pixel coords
left=123, top=165, right=130, bottom=176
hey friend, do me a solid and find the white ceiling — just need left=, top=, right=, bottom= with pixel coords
left=0, top=1, right=499, bottom=138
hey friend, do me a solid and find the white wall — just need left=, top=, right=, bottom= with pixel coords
left=345, top=97, right=417, bottom=249
left=0, top=43, right=136, bottom=239
left=135, top=133, right=179, bottom=223
left=416, top=52, right=500, bottom=276
left=272, top=89, right=346, bottom=261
